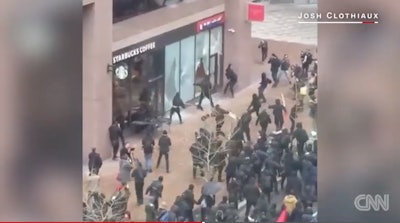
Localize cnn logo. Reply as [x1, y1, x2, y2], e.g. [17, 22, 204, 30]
[354, 194, 389, 211]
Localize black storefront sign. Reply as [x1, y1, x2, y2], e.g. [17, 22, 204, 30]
[112, 12, 226, 64]
[112, 23, 196, 64]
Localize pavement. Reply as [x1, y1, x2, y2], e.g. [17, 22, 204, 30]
[251, 3, 317, 45]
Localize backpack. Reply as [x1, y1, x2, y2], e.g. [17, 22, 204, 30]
[158, 211, 170, 222]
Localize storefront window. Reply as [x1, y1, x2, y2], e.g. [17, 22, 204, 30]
[179, 36, 195, 102]
[194, 30, 210, 96]
[164, 42, 180, 112]
[210, 26, 223, 55]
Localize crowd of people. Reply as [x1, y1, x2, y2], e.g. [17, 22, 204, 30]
[85, 41, 318, 222]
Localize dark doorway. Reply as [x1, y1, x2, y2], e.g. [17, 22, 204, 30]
[209, 53, 221, 92]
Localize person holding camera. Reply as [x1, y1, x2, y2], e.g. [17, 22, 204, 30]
[268, 53, 282, 87]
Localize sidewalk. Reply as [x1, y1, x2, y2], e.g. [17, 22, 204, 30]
[83, 74, 314, 220]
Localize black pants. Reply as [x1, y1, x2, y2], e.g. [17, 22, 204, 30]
[261, 49, 268, 62]
[212, 165, 224, 181]
[290, 117, 295, 133]
[170, 107, 182, 123]
[198, 92, 214, 108]
[216, 120, 226, 137]
[243, 127, 251, 142]
[111, 140, 119, 159]
[224, 80, 237, 97]
[260, 123, 268, 135]
[135, 182, 144, 204]
[89, 167, 99, 175]
[162, 0, 167, 5]
[274, 117, 284, 130]
[245, 201, 256, 218]
[200, 207, 209, 221]
[297, 141, 305, 157]
[271, 70, 279, 84]
[185, 209, 194, 222]
[302, 64, 310, 77]
[156, 152, 169, 172]
[258, 87, 266, 103]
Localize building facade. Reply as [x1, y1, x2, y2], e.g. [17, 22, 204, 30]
[83, 0, 113, 162]
[112, 12, 225, 117]
[82, 0, 225, 161]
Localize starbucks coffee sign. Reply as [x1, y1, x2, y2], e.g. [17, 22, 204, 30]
[114, 63, 128, 80]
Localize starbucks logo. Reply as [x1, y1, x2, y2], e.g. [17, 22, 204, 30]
[115, 63, 128, 80]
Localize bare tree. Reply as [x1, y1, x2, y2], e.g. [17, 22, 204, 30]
[192, 111, 242, 181]
[83, 187, 130, 222]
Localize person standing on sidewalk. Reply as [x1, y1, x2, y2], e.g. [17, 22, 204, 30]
[195, 75, 214, 110]
[142, 131, 155, 172]
[156, 130, 171, 173]
[268, 54, 282, 87]
[258, 72, 272, 103]
[223, 64, 238, 98]
[292, 122, 309, 157]
[268, 99, 287, 130]
[109, 120, 125, 160]
[289, 105, 297, 133]
[258, 40, 268, 62]
[118, 154, 133, 188]
[181, 184, 197, 221]
[88, 148, 102, 175]
[280, 54, 292, 84]
[256, 109, 272, 136]
[146, 176, 164, 210]
[169, 92, 185, 124]
[132, 162, 147, 205]
[248, 93, 262, 117]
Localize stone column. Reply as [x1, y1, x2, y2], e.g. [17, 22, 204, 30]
[223, 0, 254, 87]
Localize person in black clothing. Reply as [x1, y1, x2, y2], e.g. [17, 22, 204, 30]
[146, 176, 164, 210]
[238, 111, 252, 142]
[258, 72, 272, 103]
[142, 132, 155, 172]
[108, 121, 125, 160]
[258, 40, 268, 62]
[212, 104, 229, 137]
[190, 134, 205, 179]
[195, 75, 214, 110]
[227, 177, 240, 209]
[280, 54, 292, 84]
[223, 64, 238, 97]
[248, 93, 261, 117]
[301, 51, 314, 77]
[131, 162, 147, 205]
[156, 130, 171, 173]
[170, 92, 185, 124]
[289, 105, 297, 133]
[88, 148, 102, 175]
[119, 143, 133, 160]
[256, 109, 272, 136]
[243, 178, 261, 221]
[268, 99, 287, 130]
[292, 122, 309, 157]
[268, 53, 282, 87]
[181, 184, 197, 221]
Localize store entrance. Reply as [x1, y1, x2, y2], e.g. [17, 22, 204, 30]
[209, 53, 221, 92]
[148, 75, 164, 116]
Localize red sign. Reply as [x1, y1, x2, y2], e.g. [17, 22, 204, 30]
[196, 13, 225, 32]
[248, 3, 265, 22]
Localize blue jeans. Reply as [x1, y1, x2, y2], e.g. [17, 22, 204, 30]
[144, 153, 153, 171]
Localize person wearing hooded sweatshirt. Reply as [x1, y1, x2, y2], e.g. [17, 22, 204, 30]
[145, 198, 157, 222]
[224, 64, 238, 97]
[243, 177, 261, 221]
[258, 72, 272, 103]
[256, 109, 272, 136]
[248, 93, 262, 117]
[156, 130, 172, 173]
[195, 75, 214, 110]
[268, 53, 282, 87]
[169, 92, 185, 124]
[269, 99, 287, 130]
